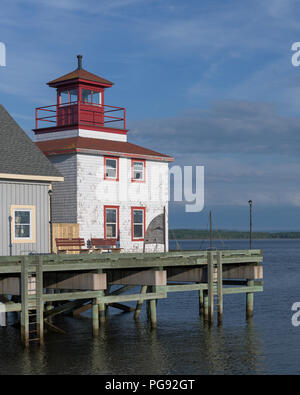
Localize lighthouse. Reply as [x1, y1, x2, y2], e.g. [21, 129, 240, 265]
[34, 56, 174, 253]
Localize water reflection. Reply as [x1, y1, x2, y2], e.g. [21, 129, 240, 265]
[0, 309, 266, 375]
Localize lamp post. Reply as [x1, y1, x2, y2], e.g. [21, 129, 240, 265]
[248, 200, 252, 249]
[48, 189, 53, 254]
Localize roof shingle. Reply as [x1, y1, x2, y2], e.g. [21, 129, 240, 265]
[36, 137, 174, 162]
[48, 68, 114, 87]
[0, 105, 63, 180]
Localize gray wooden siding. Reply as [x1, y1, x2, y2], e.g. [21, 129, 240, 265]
[50, 154, 77, 223]
[0, 180, 50, 256]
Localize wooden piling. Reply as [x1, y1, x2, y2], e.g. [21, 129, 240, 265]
[21, 257, 29, 347]
[246, 280, 254, 319]
[98, 292, 106, 325]
[198, 288, 204, 316]
[217, 251, 223, 324]
[203, 290, 208, 321]
[207, 251, 214, 324]
[149, 299, 157, 328]
[148, 286, 157, 329]
[92, 298, 99, 336]
[134, 285, 147, 320]
[36, 256, 44, 345]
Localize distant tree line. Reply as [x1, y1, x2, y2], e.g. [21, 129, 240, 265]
[169, 229, 300, 240]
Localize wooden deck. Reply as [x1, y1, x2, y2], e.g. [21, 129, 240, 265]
[0, 249, 263, 346]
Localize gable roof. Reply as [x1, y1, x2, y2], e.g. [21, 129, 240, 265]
[47, 68, 114, 87]
[0, 105, 64, 181]
[36, 137, 174, 162]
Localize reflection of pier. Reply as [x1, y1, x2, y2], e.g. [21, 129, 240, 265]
[0, 249, 263, 346]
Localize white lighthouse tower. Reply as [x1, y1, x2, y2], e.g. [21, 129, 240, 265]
[34, 56, 174, 252]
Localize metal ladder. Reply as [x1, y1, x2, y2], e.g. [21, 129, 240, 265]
[21, 256, 44, 346]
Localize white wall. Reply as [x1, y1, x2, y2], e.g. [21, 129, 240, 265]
[76, 153, 169, 252]
[35, 128, 127, 142]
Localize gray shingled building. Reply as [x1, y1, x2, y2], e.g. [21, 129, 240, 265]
[0, 105, 63, 255]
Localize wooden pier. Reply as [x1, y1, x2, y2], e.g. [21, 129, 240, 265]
[0, 249, 263, 346]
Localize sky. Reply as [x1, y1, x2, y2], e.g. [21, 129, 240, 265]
[1, 0, 300, 231]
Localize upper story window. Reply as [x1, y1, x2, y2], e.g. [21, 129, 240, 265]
[82, 89, 101, 105]
[131, 159, 146, 182]
[104, 157, 119, 181]
[11, 205, 36, 244]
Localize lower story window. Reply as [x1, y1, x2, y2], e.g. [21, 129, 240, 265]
[104, 206, 119, 239]
[11, 205, 36, 243]
[132, 207, 145, 241]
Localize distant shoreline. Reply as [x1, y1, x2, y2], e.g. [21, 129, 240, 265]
[169, 229, 300, 240]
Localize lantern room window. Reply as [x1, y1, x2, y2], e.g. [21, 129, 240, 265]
[70, 89, 78, 102]
[81, 89, 101, 105]
[131, 160, 145, 182]
[59, 89, 78, 104]
[82, 89, 92, 103]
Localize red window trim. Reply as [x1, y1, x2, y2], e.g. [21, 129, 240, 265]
[104, 205, 119, 239]
[104, 156, 119, 181]
[131, 159, 146, 183]
[131, 207, 146, 241]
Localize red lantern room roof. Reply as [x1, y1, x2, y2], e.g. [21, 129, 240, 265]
[47, 55, 114, 88]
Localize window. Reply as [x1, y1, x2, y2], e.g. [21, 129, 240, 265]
[60, 90, 69, 104]
[80, 89, 101, 105]
[11, 205, 36, 244]
[92, 91, 101, 105]
[70, 89, 78, 103]
[104, 157, 119, 181]
[59, 89, 78, 104]
[82, 89, 92, 103]
[131, 160, 146, 182]
[104, 206, 119, 239]
[131, 207, 145, 241]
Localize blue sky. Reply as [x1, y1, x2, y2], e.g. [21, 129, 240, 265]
[1, 0, 300, 230]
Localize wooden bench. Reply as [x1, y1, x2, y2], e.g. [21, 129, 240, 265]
[90, 238, 122, 253]
[55, 238, 89, 254]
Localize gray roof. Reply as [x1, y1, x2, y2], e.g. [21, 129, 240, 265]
[0, 104, 63, 180]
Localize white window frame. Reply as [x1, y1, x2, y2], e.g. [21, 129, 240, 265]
[132, 208, 145, 240]
[132, 160, 145, 182]
[105, 207, 118, 239]
[104, 157, 118, 180]
[10, 205, 36, 244]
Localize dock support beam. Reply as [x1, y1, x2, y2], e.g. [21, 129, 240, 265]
[217, 251, 223, 324]
[207, 251, 214, 324]
[246, 280, 254, 319]
[134, 285, 147, 320]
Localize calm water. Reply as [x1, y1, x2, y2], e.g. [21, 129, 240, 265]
[1, 239, 300, 375]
